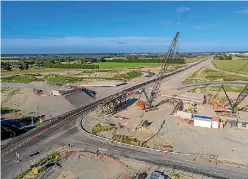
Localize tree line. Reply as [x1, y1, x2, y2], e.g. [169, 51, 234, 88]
[1, 58, 102, 71]
[214, 55, 232, 60]
[1, 61, 30, 71]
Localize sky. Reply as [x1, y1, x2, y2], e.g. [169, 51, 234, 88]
[1, 1, 248, 54]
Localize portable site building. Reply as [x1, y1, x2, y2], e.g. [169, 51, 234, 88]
[193, 114, 220, 128]
[193, 114, 212, 128]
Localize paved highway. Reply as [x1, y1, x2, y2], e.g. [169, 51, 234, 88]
[3, 57, 248, 179]
[72, 128, 248, 179]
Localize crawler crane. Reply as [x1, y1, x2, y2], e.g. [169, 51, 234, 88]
[137, 32, 180, 110]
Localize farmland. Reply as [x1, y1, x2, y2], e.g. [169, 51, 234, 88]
[98, 62, 161, 69]
[213, 60, 248, 75]
[1, 68, 82, 76]
[182, 67, 248, 84]
[185, 56, 207, 64]
[189, 85, 246, 93]
[1, 63, 161, 76]
[1, 75, 44, 84]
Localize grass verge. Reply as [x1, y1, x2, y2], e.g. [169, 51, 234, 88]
[189, 85, 246, 93]
[91, 124, 117, 135]
[1, 106, 20, 114]
[182, 67, 248, 84]
[112, 134, 145, 147]
[1, 75, 43, 84]
[44, 74, 83, 85]
[112, 71, 143, 81]
[16, 151, 60, 179]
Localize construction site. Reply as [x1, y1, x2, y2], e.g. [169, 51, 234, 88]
[84, 32, 248, 165]
[16, 147, 212, 179]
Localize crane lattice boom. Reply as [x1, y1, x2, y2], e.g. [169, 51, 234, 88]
[233, 84, 248, 109]
[147, 32, 180, 107]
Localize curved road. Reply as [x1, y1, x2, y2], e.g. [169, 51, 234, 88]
[77, 113, 248, 179]
[2, 57, 248, 179]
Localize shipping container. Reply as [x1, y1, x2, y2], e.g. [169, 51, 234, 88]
[194, 119, 212, 128]
[176, 111, 192, 119]
[193, 114, 212, 121]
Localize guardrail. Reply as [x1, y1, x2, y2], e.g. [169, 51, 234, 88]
[1, 57, 209, 155]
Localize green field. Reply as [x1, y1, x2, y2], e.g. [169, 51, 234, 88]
[1, 68, 84, 76]
[182, 67, 248, 84]
[1, 75, 44, 84]
[97, 62, 162, 69]
[43, 70, 143, 85]
[44, 74, 83, 85]
[189, 85, 246, 93]
[213, 60, 248, 75]
[185, 56, 207, 64]
[1, 63, 163, 76]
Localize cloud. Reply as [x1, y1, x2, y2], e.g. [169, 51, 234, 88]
[2, 36, 172, 47]
[192, 24, 222, 30]
[2, 36, 242, 53]
[160, 20, 181, 26]
[1, 36, 172, 53]
[176, 7, 191, 14]
[236, 7, 248, 15]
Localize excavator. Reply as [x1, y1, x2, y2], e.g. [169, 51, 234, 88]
[212, 84, 248, 114]
[137, 32, 180, 110]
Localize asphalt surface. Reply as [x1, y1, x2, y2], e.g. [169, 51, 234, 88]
[2, 57, 248, 179]
[71, 133, 248, 179]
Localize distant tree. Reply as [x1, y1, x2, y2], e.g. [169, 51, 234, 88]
[127, 55, 138, 61]
[1, 62, 12, 71]
[18, 61, 29, 70]
[78, 57, 87, 64]
[219, 56, 224, 60]
[99, 57, 106, 62]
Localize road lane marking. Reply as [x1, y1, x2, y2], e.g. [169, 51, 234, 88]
[65, 125, 77, 132]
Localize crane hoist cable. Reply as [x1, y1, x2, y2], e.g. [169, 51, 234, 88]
[214, 61, 248, 98]
[138, 32, 180, 110]
[213, 60, 248, 113]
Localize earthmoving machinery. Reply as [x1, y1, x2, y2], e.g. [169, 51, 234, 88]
[137, 32, 180, 110]
[212, 84, 248, 114]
